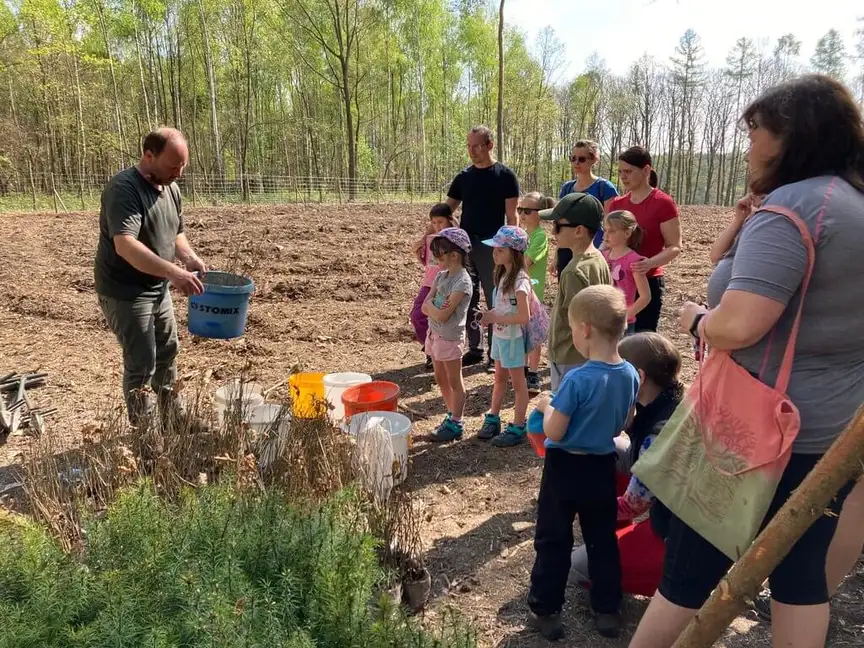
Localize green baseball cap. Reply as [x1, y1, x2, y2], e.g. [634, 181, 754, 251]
[539, 192, 604, 231]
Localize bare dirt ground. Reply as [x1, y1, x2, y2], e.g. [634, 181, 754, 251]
[1, 202, 862, 647]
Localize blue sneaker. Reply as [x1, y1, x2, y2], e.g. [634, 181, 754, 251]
[490, 423, 527, 447]
[477, 413, 501, 440]
[433, 413, 452, 435]
[430, 418, 463, 442]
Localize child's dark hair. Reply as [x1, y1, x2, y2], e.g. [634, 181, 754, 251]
[493, 249, 526, 296]
[430, 236, 467, 265]
[430, 202, 457, 226]
[619, 332, 684, 397]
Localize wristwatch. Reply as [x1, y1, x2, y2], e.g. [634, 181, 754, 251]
[690, 312, 706, 338]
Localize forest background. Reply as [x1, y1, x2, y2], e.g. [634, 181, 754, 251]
[0, 0, 862, 208]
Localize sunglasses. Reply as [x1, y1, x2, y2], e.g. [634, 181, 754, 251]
[552, 221, 581, 234]
[517, 207, 539, 215]
[569, 155, 590, 163]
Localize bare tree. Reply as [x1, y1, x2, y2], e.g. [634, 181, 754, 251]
[496, 0, 505, 159]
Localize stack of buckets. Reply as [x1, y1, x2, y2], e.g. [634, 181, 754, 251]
[288, 372, 409, 485]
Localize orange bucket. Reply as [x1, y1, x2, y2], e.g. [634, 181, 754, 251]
[342, 381, 400, 420]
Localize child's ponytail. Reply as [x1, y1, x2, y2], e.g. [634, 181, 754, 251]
[627, 225, 644, 251]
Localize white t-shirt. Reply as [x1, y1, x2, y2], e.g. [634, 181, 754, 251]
[492, 271, 532, 340]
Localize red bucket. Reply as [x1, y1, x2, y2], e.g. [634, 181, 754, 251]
[342, 381, 400, 420]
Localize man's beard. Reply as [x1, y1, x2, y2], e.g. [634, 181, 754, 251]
[147, 171, 171, 186]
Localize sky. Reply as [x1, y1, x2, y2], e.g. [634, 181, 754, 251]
[505, 0, 863, 79]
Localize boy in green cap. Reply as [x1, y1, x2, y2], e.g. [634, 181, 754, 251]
[540, 192, 611, 390]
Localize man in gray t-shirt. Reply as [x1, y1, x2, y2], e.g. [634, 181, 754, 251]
[94, 128, 206, 425]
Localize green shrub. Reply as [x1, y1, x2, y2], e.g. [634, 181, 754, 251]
[0, 483, 475, 648]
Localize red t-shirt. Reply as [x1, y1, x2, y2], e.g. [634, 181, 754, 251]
[609, 189, 679, 277]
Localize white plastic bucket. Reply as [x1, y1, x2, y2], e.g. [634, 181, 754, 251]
[347, 411, 412, 485]
[323, 372, 372, 422]
[214, 380, 265, 421]
[248, 404, 291, 468]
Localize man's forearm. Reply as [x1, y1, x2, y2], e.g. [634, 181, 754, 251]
[174, 234, 198, 265]
[115, 236, 177, 279]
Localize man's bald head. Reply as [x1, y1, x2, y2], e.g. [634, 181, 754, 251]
[142, 127, 187, 156]
[140, 127, 188, 186]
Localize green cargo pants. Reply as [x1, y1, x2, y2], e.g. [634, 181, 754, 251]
[98, 288, 179, 426]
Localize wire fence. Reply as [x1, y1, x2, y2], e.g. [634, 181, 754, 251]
[0, 172, 453, 213]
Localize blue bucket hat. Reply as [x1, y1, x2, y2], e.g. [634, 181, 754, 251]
[482, 225, 529, 252]
[435, 227, 472, 254]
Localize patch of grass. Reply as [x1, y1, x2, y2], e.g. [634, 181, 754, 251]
[0, 482, 475, 647]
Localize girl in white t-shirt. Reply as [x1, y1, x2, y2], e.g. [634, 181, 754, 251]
[478, 226, 532, 447]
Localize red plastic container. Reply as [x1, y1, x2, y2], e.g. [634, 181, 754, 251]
[527, 431, 546, 458]
[341, 381, 400, 420]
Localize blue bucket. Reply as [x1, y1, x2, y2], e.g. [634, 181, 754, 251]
[187, 271, 255, 339]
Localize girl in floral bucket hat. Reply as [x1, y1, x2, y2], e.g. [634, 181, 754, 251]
[422, 227, 474, 442]
[477, 225, 534, 447]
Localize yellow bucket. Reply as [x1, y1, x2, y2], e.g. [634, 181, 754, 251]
[289, 372, 326, 418]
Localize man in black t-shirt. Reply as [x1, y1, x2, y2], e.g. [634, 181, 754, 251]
[446, 125, 520, 366]
[95, 128, 206, 425]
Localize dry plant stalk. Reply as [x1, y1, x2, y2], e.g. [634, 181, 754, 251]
[18, 373, 415, 559]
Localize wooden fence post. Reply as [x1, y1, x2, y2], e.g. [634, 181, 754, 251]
[673, 404, 864, 648]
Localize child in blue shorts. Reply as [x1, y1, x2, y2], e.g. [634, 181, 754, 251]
[527, 284, 640, 640]
[477, 225, 532, 447]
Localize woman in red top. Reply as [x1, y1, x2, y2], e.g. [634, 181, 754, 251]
[609, 147, 682, 332]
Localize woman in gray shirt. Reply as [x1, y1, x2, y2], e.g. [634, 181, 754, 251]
[630, 75, 864, 648]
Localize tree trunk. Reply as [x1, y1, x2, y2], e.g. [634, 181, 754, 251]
[131, 0, 152, 129]
[198, 0, 223, 181]
[94, 0, 127, 162]
[674, 404, 864, 648]
[496, 0, 505, 159]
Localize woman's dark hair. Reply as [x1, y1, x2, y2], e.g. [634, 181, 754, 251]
[429, 202, 456, 225]
[493, 249, 526, 296]
[429, 236, 467, 265]
[619, 146, 659, 188]
[619, 332, 683, 397]
[741, 74, 864, 194]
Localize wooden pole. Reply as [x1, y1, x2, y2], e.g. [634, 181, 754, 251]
[673, 404, 864, 648]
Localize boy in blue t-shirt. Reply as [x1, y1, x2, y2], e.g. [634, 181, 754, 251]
[527, 285, 640, 641]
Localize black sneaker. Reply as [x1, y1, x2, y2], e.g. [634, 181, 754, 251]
[485, 356, 495, 373]
[424, 355, 433, 371]
[462, 349, 484, 366]
[527, 371, 541, 395]
[593, 611, 621, 639]
[527, 612, 565, 641]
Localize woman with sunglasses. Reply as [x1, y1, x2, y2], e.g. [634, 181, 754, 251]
[556, 140, 619, 276]
[608, 146, 681, 333]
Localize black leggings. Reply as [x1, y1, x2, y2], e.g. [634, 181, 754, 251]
[660, 453, 855, 608]
[635, 275, 664, 333]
